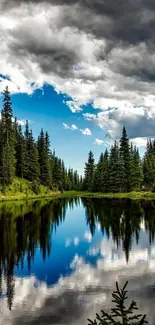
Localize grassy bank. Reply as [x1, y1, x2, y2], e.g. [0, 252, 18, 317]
[0, 177, 60, 202]
[57, 190, 155, 200]
[0, 178, 155, 202]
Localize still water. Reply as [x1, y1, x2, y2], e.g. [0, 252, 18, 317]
[0, 197, 155, 325]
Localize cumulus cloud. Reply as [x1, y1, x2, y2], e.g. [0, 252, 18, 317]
[84, 107, 155, 144]
[1, 0, 155, 139]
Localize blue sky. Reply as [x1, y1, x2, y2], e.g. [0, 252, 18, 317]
[0, 84, 110, 175]
[0, 0, 154, 173]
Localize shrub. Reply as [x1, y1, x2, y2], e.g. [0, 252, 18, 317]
[31, 180, 40, 195]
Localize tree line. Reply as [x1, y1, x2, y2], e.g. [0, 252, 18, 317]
[83, 127, 155, 193]
[0, 86, 82, 192]
[1, 86, 155, 194]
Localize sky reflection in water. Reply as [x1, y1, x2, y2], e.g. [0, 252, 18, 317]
[0, 197, 155, 325]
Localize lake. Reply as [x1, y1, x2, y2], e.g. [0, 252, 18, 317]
[0, 197, 155, 325]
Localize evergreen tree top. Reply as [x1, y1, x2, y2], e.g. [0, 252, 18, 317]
[120, 126, 128, 141]
[2, 85, 13, 119]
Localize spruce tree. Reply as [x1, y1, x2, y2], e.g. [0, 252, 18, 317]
[52, 156, 62, 189]
[109, 141, 121, 192]
[130, 146, 143, 191]
[143, 139, 155, 190]
[0, 86, 16, 185]
[102, 149, 109, 192]
[37, 129, 51, 186]
[27, 130, 40, 182]
[93, 153, 104, 192]
[119, 126, 130, 192]
[14, 121, 25, 178]
[23, 121, 39, 182]
[83, 151, 95, 192]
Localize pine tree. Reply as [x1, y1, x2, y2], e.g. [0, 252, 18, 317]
[83, 151, 95, 192]
[23, 120, 30, 179]
[28, 130, 40, 182]
[93, 153, 104, 192]
[143, 139, 155, 190]
[102, 149, 109, 192]
[109, 141, 121, 192]
[23, 121, 39, 181]
[14, 121, 25, 178]
[88, 282, 147, 325]
[130, 146, 143, 191]
[119, 126, 130, 192]
[0, 86, 16, 185]
[52, 156, 62, 189]
[37, 129, 51, 186]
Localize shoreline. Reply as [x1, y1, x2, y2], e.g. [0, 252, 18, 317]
[0, 190, 155, 202]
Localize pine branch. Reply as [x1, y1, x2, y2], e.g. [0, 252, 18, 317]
[87, 282, 148, 325]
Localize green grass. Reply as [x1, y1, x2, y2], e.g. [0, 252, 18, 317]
[0, 177, 60, 202]
[57, 190, 155, 200]
[0, 179, 155, 202]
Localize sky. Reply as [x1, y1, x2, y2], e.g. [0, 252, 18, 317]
[0, 0, 155, 174]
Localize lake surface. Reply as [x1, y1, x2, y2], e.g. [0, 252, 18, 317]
[0, 197, 155, 325]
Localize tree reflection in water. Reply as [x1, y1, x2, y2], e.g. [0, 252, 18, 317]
[0, 197, 155, 310]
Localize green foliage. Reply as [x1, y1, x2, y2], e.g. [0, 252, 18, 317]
[88, 282, 147, 325]
[83, 151, 95, 192]
[31, 180, 40, 195]
[83, 127, 144, 194]
[37, 128, 51, 186]
[1, 85, 154, 195]
[0, 87, 80, 193]
[0, 86, 16, 185]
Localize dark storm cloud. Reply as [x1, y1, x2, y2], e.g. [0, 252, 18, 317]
[8, 24, 79, 77]
[2, 0, 155, 84]
[2, 0, 155, 46]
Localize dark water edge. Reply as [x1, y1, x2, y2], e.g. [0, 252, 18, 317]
[0, 197, 155, 325]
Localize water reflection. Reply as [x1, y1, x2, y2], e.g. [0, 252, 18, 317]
[0, 198, 155, 324]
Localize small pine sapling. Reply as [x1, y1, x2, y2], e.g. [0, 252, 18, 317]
[88, 282, 148, 325]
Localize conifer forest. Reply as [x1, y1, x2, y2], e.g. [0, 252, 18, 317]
[0, 86, 155, 194]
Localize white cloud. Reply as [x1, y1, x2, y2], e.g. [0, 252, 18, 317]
[73, 237, 80, 246]
[80, 128, 91, 136]
[84, 230, 92, 242]
[17, 119, 26, 126]
[63, 122, 70, 129]
[65, 238, 72, 247]
[71, 124, 78, 130]
[130, 137, 147, 148]
[1, 238, 155, 325]
[63, 122, 78, 130]
[63, 123, 92, 135]
[94, 138, 104, 145]
[1, 0, 155, 141]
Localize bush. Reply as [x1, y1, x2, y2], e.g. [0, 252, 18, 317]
[88, 282, 148, 325]
[31, 180, 40, 195]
